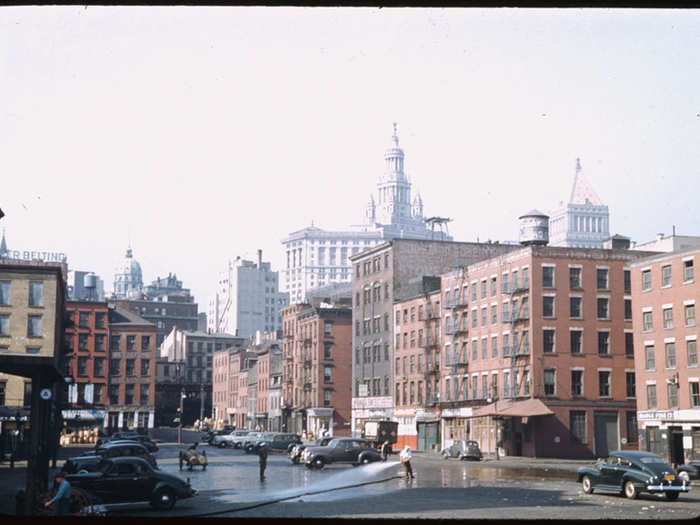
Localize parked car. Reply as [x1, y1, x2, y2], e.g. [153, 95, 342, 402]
[241, 431, 265, 450]
[80, 441, 157, 468]
[578, 451, 691, 501]
[64, 456, 197, 510]
[202, 427, 234, 445]
[60, 455, 105, 475]
[441, 440, 482, 461]
[677, 460, 700, 482]
[96, 433, 159, 452]
[289, 436, 333, 464]
[246, 433, 302, 454]
[212, 429, 251, 448]
[301, 438, 382, 469]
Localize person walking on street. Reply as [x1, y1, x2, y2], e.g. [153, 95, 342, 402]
[44, 473, 71, 516]
[258, 442, 268, 481]
[399, 446, 414, 479]
[380, 440, 390, 462]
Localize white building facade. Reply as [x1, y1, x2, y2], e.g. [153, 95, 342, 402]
[282, 124, 452, 304]
[112, 246, 144, 299]
[207, 250, 289, 337]
[548, 158, 611, 248]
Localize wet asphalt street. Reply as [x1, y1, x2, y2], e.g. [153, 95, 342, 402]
[96, 433, 700, 520]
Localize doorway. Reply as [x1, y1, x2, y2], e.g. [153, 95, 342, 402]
[594, 411, 619, 457]
[670, 427, 685, 467]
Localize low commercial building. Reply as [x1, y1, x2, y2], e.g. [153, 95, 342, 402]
[630, 247, 700, 465]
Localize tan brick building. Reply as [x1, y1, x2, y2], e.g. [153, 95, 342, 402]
[630, 248, 700, 465]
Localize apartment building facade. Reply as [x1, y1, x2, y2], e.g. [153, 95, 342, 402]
[350, 239, 519, 439]
[435, 245, 657, 458]
[281, 299, 353, 437]
[630, 248, 700, 465]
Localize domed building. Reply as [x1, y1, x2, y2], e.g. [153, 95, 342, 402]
[113, 246, 144, 299]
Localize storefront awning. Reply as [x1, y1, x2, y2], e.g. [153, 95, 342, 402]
[471, 398, 553, 418]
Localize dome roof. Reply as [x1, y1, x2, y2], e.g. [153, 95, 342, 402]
[114, 246, 143, 298]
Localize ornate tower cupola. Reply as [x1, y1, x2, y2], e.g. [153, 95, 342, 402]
[412, 192, 423, 218]
[376, 123, 413, 225]
[364, 194, 376, 224]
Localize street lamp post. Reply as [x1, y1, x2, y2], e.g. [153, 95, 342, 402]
[177, 388, 185, 445]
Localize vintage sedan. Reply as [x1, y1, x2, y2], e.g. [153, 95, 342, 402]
[677, 460, 700, 482]
[441, 440, 482, 461]
[289, 436, 333, 464]
[578, 451, 691, 501]
[96, 433, 159, 453]
[302, 438, 382, 469]
[65, 456, 197, 510]
[246, 433, 302, 454]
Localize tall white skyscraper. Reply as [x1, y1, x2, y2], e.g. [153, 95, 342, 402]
[207, 250, 289, 337]
[282, 123, 452, 304]
[548, 158, 610, 248]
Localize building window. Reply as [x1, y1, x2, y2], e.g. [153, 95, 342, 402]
[595, 297, 609, 320]
[0, 314, 9, 336]
[111, 335, 120, 351]
[0, 281, 10, 305]
[571, 370, 583, 396]
[661, 265, 672, 287]
[543, 329, 555, 353]
[543, 296, 555, 318]
[126, 359, 135, 377]
[481, 339, 488, 359]
[570, 297, 582, 318]
[542, 266, 554, 288]
[625, 332, 634, 357]
[626, 371, 636, 398]
[140, 384, 150, 405]
[141, 336, 150, 351]
[126, 335, 136, 351]
[141, 359, 150, 376]
[480, 307, 487, 327]
[95, 334, 105, 352]
[471, 283, 477, 301]
[28, 282, 43, 306]
[480, 280, 486, 299]
[543, 369, 555, 396]
[647, 384, 657, 409]
[642, 270, 651, 291]
[94, 357, 104, 377]
[491, 305, 498, 324]
[663, 308, 673, 329]
[27, 315, 42, 336]
[110, 359, 120, 376]
[109, 385, 119, 405]
[597, 331, 610, 356]
[490, 277, 497, 297]
[667, 382, 679, 409]
[78, 333, 89, 351]
[626, 412, 638, 443]
[688, 340, 698, 367]
[645, 345, 656, 370]
[684, 260, 694, 282]
[79, 312, 90, 328]
[596, 268, 609, 290]
[665, 342, 676, 369]
[95, 312, 105, 329]
[77, 356, 87, 377]
[324, 366, 332, 384]
[624, 299, 632, 320]
[125, 384, 134, 405]
[690, 382, 700, 407]
[567, 267, 581, 289]
[624, 270, 631, 293]
[598, 371, 611, 397]
[685, 304, 696, 327]
[643, 311, 653, 331]
[570, 411, 586, 443]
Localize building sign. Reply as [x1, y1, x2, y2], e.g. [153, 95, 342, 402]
[1, 250, 67, 263]
[440, 407, 473, 418]
[637, 410, 675, 421]
[352, 396, 392, 410]
[61, 409, 106, 421]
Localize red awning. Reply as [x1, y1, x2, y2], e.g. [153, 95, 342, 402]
[471, 398, 553, 418]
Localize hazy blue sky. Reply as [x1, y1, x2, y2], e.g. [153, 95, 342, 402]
[2, 7, 699, 306]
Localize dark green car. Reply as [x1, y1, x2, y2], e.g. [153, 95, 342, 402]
[577, 451, 691, 501]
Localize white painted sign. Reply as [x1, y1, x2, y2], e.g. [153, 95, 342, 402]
[352, 396, 392, 410]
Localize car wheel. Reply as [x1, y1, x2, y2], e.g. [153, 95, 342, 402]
[581, 475, 594, 494]
[152, 487, 176, 510]
[441, 451, 449, 460]
[360, 456, 372, 465]
[218, 442, 226, 448]
[665, 491, 679, 501]
[624, 481, 638, 500]
[458, 453, 465, 461]
[313, 457, 325, 469]
[678, 471, 690, 483]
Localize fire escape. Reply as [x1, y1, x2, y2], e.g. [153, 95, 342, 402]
[503, 270, 530, 399]
[442, 270, 469, 407]
[424, 300, 441, 406]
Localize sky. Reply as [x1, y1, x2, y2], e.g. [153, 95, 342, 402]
[1, 7, 699, 307]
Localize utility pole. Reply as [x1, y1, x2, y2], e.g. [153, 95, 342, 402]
[178, 388, 184, 444]
[199, 384, 205, 424]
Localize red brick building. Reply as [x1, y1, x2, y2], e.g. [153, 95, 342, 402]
[630, 248, 700, 465]
[281, 298, 352, 437]
[433, 245, 654, 458]
[106, 306, 157, 431]
[63, 301, 109, 428]
[212, 349, 231, 427]
[393, 282, 442, 450]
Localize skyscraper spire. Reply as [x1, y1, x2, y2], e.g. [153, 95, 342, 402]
[392, 122, 399, 146]
[569, 157, 602, 205]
